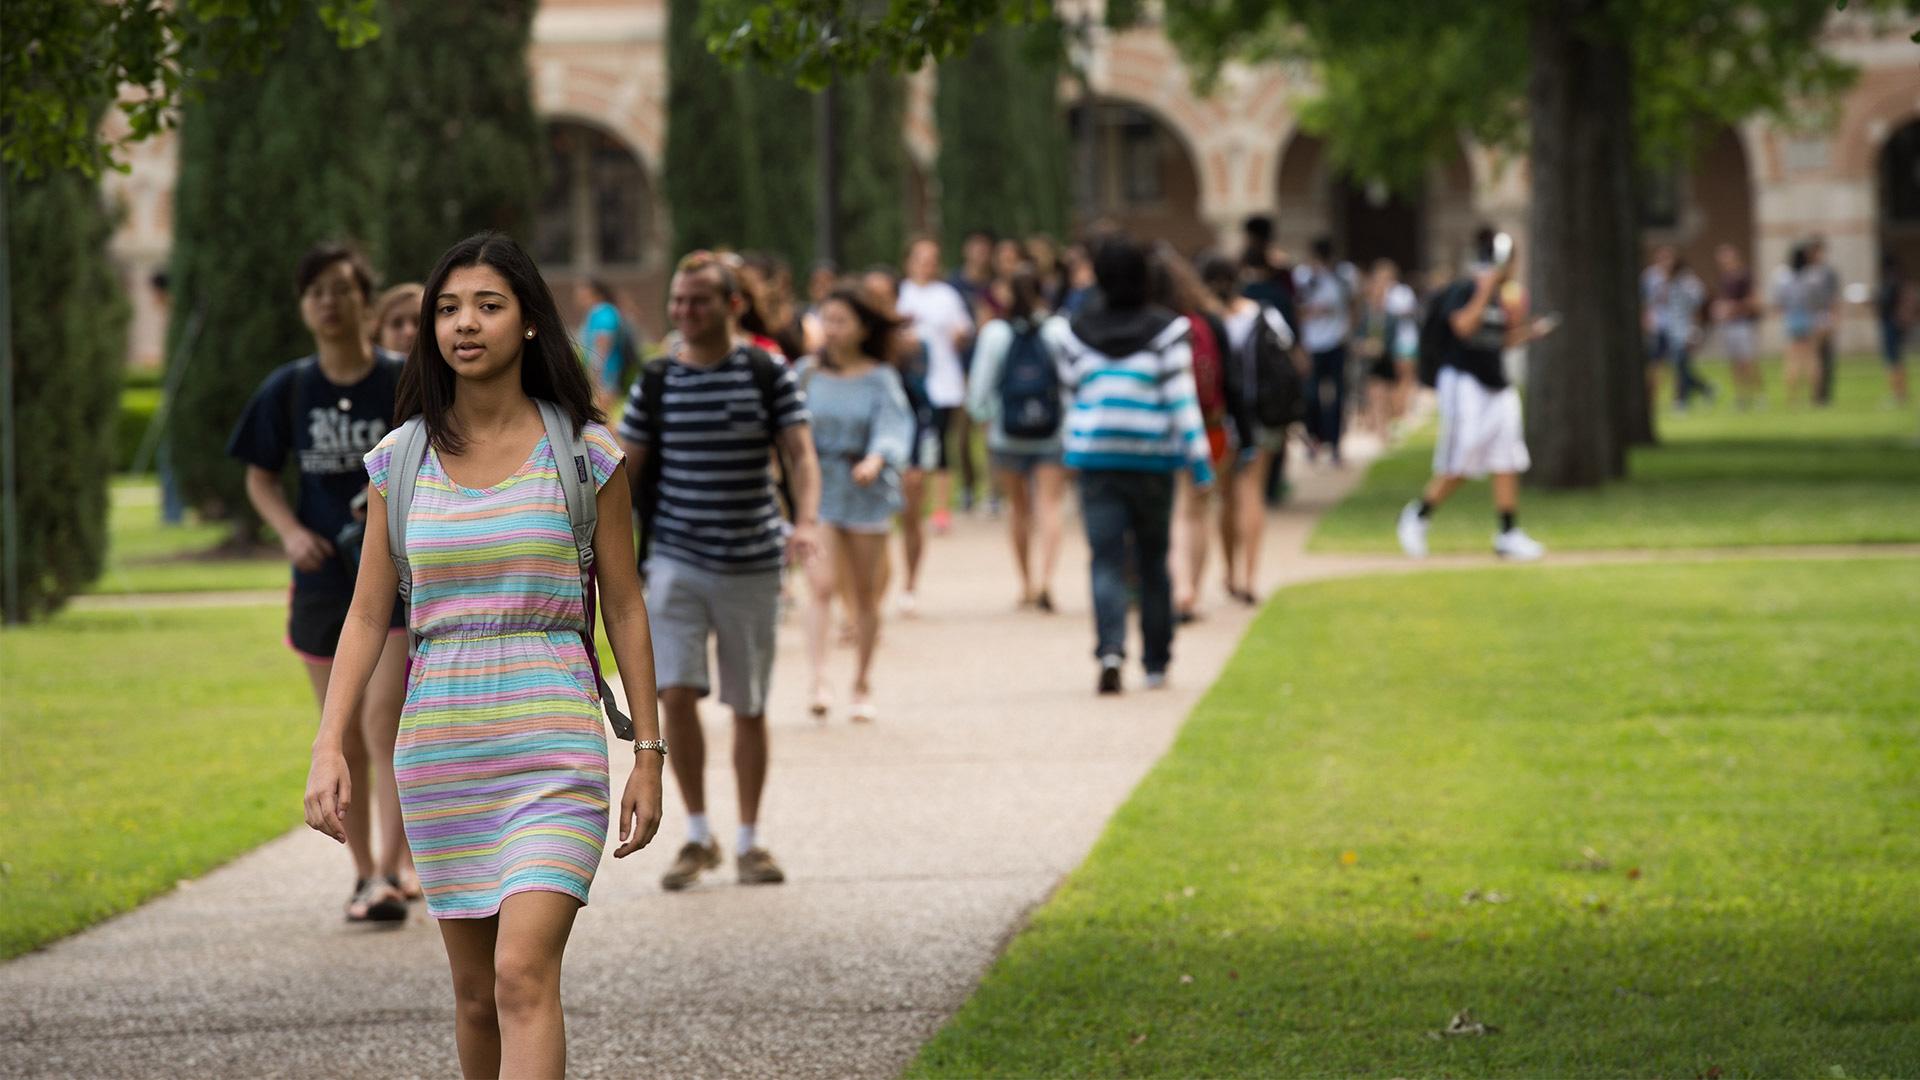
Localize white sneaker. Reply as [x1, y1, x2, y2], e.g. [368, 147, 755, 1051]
[1493, 527, 1545, 561]
[895, 591, 918, 618]
[1396, 502, 1430, 559]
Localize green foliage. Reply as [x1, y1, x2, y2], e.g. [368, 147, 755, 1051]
[372, 1, 542, 285]
[665, 0, 910, 269]
[164, 8, 386, 534]
[935, 20, 1071, 253]
[735, 67, 821, 271]
[1312, 360, 1920, 555]
[702, 0, 1052, 89]
[911, 557, 1920, 1076]
[664, 0, 753, 255]
[0, 166, 129, 619]
[835, 65, 911, 271]
[0, 0, 379, 180]
[0, 603, 314, 957]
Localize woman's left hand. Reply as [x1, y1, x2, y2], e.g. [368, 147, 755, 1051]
[613, 756, 664, 859]
[851, 455, 884, 486]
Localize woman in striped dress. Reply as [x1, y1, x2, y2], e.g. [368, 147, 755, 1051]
[305, 232, 665, 1077]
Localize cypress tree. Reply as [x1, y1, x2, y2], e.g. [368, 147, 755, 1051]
[0, 165, 128, 620]
[935, 20, 1071, 252]
[374, 0, 543, 284]
[733, 67, 819, 269]
[835, 65, 909, 272]
[663, 0, 751, 256]
[165, 9, 385, 534]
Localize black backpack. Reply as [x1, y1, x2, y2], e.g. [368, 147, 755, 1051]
[634, 346, 794, 561]
[1417, 279, 1470, 388]
[998, 322, 1063, 439]
[1247, 306, 1303, 428]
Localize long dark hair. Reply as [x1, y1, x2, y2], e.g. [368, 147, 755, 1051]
[395, 231, 601, 454]
[1004, 267, 1046, 324]
[820, 283, 908, 369]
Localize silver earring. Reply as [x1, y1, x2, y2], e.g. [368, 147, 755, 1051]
[524, 329, 534, 339]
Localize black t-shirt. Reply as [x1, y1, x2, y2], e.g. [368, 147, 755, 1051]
[1438, 282, 1510, 391]
[226, 351, 405, 594]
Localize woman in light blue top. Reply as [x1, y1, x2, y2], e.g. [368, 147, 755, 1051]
[966, 269, 1070, 612]
[798, 285, 916, 723]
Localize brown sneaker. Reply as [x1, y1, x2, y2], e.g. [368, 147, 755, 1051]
[736, 847, 786, 885]
[660, 840, 722, 891]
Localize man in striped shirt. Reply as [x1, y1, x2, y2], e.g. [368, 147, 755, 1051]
[1043, 235, 1214, 695]
[620, 251, 821, 890]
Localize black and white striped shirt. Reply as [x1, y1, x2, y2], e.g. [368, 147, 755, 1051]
[619, 348, 810, 573]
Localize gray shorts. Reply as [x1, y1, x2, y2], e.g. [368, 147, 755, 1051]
[644, 556, 782, 717]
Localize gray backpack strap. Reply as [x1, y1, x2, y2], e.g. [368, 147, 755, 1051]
[535, 400, 635, 740]
[384, 417, 430, 659]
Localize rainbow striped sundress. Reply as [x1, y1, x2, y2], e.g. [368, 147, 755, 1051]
[365, 421, 625, 919]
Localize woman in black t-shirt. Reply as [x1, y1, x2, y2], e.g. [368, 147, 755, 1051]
[226, 243, 414, 922]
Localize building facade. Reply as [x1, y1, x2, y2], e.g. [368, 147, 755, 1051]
[104, 3, 1920, 365]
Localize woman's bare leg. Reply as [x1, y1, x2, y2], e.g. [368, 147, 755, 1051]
[438, 916, 501, 1078]
[839, 530, 891, 700]
[1233, 449, 1273, 599]
[997, 467, 1034, 603]
[899, 469, 927, 596]
[803, 526, 839, 706]
[1032, 462, 1068, 602]
[358, 634, 412, 881]
[492, 891, 580, 1079]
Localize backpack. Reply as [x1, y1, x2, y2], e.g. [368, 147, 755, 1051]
[1188, 314, 1227, 424]
[997, 322, 1063, 439]
[1418, 279, 1470, 388]
[1247, 306, 1302, 429]
[384, 399, 636, 741]
[634, 346, 794, 561]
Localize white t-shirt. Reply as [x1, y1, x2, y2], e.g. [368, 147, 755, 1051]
[897, 278, 974, 408]
[1292, 262, 1353, 354]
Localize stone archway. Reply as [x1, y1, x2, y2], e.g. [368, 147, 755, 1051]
[1639, 123, 1754, 279]
[534, 117, 665, 338]
[1276, 130, 1476, 276]
[1879, 117, 1920, 277]
[1067, 98, 1212, 252]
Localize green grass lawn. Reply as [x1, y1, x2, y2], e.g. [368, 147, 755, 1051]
[1312, 359, 1920, 555]
[910, 558, 1920, 1078]
[90, 478, 286, 595]
[0, 606, 314, 958]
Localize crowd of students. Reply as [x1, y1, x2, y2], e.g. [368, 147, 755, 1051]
[250, 208, 1911, 1074]
[1641, 235, 1914, 411]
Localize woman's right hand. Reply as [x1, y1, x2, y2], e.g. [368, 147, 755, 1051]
[304, 747, 351, 843]
[284, 527, 335, 572]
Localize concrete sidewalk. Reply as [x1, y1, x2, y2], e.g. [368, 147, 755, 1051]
[1, 454, 1366, 1079]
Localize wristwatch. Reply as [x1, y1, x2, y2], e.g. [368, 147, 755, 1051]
[632, 739, 668, 757]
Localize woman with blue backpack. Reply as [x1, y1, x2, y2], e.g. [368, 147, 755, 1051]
[966, 267, 1070, 613]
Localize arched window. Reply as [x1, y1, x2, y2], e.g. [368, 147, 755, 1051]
[1066, 99, 1208, 251]
[533, 121, 650, 271]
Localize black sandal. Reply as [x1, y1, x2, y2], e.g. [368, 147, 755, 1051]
[346, 877, 409, 922]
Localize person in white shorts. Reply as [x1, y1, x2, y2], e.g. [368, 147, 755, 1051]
[1398, 230, 1560, 561]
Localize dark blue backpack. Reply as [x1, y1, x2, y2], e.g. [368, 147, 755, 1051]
[998, 323, 1062, 440]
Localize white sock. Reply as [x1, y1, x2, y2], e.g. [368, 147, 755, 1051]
[736, 824, 758, 856]
[687, 813, 711, 846]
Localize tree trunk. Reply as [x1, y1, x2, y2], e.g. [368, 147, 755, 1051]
[1524, 0, 1638, 487]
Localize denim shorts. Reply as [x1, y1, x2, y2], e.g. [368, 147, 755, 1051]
[989, 449, 1064, 476]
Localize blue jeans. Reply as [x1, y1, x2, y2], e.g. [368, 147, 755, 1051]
[1078, 470, 1175, 672]
[1308, 345, 1348, 453]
